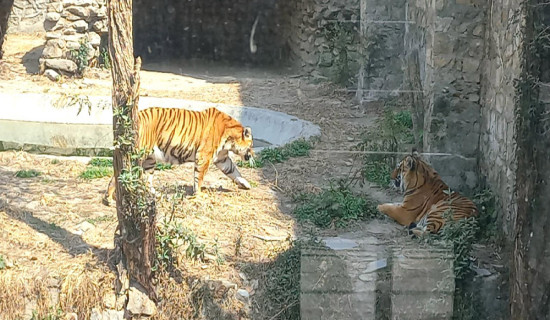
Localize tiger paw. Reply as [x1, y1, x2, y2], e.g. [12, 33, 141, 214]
[235, 177, 251, 190]
[102, 195, 113, 207]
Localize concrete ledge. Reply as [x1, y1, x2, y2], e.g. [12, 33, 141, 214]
[0, 93, 320, 156]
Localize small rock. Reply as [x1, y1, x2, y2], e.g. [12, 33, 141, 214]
[88, 32, 101, 47]
[45, 12, 61, 22]
[67, 6, 90, 18]
[42, 45, 64, 59]
[127, 286, 156, 317]
[236, 289, 250, 304]
[65, 312, 78, 320]
[66, 41, 81, 50]
[46, 32, 62, 40]
[472, 265, 492, 277]
[44, 59, 78, 74]
[78, 221, 95, 232]
[63, 28, 77, 35]
[73, 20, 88, 32]
[346, 136, 354, 142]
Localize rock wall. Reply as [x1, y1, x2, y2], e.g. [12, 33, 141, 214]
[509, 2, 550, 318]
[356, 0, 406, 101]
[404, 0, 485, 194]
[7, 0, 48, 33]
[287, 0, 361, 85]
[39, 0, 108, 76]
[478, 0, 523, 238]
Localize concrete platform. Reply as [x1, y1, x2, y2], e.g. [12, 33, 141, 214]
[0, 93, 320, 156]
[300, 222, 455, 320]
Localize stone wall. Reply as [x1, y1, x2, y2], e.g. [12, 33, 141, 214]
[7, 0, 48, 33]
[356, 0, 406, 101]
[287, 0, 361, 85]
[404, 0, 486, 194]
[39, 0, 108, 76]
[478, 0, 523, 238]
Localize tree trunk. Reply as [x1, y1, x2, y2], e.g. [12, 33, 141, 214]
[108, 0, 157, 301]
[0, 0, 15, 59]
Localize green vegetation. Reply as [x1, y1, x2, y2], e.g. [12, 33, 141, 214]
[85, 215, 114, 226]
[155, 163, 173, 171]
[80, 157, 113, 179]
[237, 138, 313, 169]
[99, 47, 111, 69]
[31, 308, 63, 320]
[15, 169, 41, 178]
[89, 157, 112, 167]
[70, 39, 90, 74]
[154, 220, 205, 272]
[0, 255, 6, 270]
[293, 183, 379, 228]
[356, 108, 414, 187]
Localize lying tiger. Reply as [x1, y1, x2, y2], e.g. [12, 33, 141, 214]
[103, 107, 254, 205]
[377, 150, 478, 236]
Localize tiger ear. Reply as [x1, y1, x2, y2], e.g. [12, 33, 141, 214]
[412, 148, 419, 157]
[407, 156, 416, 171]
[243, 127, 252, 139]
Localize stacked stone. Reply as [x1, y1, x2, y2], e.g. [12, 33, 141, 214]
[40, 0, 107, 76]
[288, 0, 360, 77]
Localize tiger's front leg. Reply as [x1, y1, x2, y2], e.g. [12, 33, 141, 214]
[214, 157, 251, 190]
[377, 203, 416, 227]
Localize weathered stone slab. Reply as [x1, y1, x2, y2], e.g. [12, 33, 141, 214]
[391, 247, 455, 320]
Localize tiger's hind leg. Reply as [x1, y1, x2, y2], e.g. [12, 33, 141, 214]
[142, 155, 157, 195]
[214, 157, 251, 190]
[102, 176, 116, 206]
[377, 203, 416, 227]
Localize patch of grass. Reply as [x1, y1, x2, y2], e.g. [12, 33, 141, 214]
[85, 215, 114, 226]
[88, 157, 112, 167]
[356, 108, 414, 187]
[15, 169, 41, 178]
[31, 308, 63, 320]
[80, 157, 113, 179]
[0, 255, 5, 270]
[237, 138, 313, 169]
[50, 159, 60, 165]
[155, 163, 173, 171]
[155, 220, 205, 272]
[79, 166, 113, 179]
[294, 183, 379, 228]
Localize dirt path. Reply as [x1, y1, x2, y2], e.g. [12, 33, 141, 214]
[0, 33, 402, 319]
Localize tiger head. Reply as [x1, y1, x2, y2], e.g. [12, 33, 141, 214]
[391, 148, 423, 192]
[225, 126, 255, 162]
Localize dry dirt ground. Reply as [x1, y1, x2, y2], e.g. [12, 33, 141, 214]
[0, 33, 411, 319]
